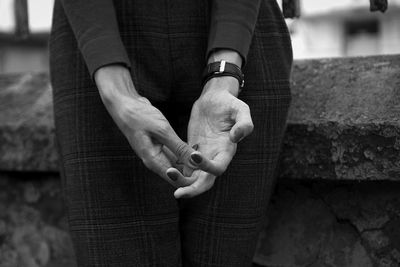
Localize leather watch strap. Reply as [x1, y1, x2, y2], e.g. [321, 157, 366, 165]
[202, 60, 245, 89]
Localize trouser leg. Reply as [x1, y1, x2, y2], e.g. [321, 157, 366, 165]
[54, 87, 183, 266]
[175, 94, 291, 266]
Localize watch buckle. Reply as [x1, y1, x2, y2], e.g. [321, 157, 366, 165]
[218, 60, 226, 73]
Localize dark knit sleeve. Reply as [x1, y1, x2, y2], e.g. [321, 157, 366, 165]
[60, 0, 131, 77]
[207, 0, 262, 65]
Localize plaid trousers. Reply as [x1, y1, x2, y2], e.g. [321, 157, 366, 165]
[50, 0, 292, 266]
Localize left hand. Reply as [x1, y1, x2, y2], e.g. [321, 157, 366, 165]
[173, 76, 254, 198]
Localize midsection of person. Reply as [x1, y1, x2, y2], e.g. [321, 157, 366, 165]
[110, 0, 292, 102]
[50, 0, 291, 102]
[49, 0, 293, 266]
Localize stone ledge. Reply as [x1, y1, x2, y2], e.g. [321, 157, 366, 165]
[1, 55, 400, 180]
[0, 73, 57, 171]
[279, 55, 400, 181]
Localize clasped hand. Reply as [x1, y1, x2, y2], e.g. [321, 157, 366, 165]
[95, 65, 253, 199]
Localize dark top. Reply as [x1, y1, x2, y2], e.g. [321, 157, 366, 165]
[59, 0, 261, 77]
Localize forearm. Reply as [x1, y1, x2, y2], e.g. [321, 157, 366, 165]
[59, 0, 130, 77]
[207, 0, 262, 65]
[95, 65, 141, 107]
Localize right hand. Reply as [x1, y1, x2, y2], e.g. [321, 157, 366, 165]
[174, 76, 254, 198]
[94, 65, 199, 186]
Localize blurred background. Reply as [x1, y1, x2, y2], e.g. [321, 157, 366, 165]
[0, 0, 400, 74]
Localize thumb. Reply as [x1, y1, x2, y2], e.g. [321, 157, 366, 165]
[230, 102, 254, 143]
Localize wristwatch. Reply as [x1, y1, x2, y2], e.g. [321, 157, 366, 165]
[202, 60, 245, 89]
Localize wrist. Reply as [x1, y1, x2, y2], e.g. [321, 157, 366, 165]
[204, 50, 244, 95]
[201, 76, 240, 97]
[95, 64, 141, 104]
[207, 49, 243, 68]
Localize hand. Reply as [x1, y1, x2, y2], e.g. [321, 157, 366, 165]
[95, 65, 199, 186]
[174, 76, 254, 198]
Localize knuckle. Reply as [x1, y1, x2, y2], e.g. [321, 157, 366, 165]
[175, 142, 190, 159]
[138, 146, 151, 159]
[218, 166, 228, 176]
[189, 184, 200, 193]
[239, 101, 250, 113]
[212, 166, 225, 176]
[154, 123, 171, 137]
[247, 121, 254, 133]
[137, 96, 151, 104]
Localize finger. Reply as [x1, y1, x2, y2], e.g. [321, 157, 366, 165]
[162, 146, 184, 172]
[183, 164, 195, 177]
[139, 136, 191, 186]
[174, 150, 234, 198]
[230, 102, 254, 143]
[162, 145, 177, 162]
[166, 168, 196, 186]
[152, 125, 197, 168]
[141, 148, 169, 180]
[174, 170, 216, 199]
[143, 153, 193, 187]
[189, 149, 235, 176]
[153, 125, 221, 174]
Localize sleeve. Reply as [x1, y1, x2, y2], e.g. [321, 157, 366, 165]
[207, 0, 262, 65]
[60, 0, 131, 77]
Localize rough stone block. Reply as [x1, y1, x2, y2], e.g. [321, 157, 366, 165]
[279, 55, 400, 181]
[2, 174, 400, 267]
[0, 73, 57, 171]
[254, 180, 400, 267]
[0, 174, 75, 267]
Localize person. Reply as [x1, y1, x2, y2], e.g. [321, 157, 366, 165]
[49, 0, 292, 266]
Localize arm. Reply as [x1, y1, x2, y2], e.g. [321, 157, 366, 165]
[207, 0, 262, 65]
[94, 65, 200, 186]
[204, 0, 262, 94]
[59, 1, 220, 186]
[60, 0, 130, 77]
[174, 0, 263, 198]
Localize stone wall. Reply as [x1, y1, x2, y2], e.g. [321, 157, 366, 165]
[255, 180, 400, 267]
[1, 55, 400, 267]
[2, 176, 400, 267]
[0, 174, 75, 267]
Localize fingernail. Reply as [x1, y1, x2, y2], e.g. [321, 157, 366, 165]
[167, 171, 178, 181]
[192, 144, 199, 150]
[191, 153, 202, 164]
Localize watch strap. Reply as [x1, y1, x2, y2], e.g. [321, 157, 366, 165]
[202, 60, 245, 89]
